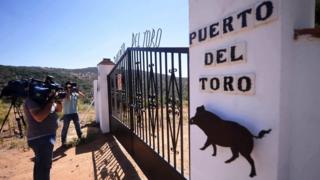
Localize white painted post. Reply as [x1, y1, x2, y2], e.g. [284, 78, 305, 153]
[93, 80, 99, 123]
[97, 58, 115, 133]
[189, 0, 320, 179]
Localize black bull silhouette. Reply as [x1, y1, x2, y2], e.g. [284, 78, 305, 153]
[190, 105, 271, 177]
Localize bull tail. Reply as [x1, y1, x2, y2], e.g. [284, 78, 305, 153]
[254, 129, 272, 139]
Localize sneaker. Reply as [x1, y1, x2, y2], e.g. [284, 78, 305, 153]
[61, 142, 67, 148]
[79, 136, 85, 142]
[76, 136, 85, 145]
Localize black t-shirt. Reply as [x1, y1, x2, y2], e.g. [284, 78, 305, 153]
[24, 98, 58, 140]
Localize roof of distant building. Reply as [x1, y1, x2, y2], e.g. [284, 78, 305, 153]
[98, 58, 115, 65]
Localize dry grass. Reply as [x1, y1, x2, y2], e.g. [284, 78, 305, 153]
[0, 100, 10, 125]
[0, 100, 96, 150]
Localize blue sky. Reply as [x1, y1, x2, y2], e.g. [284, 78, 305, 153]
[0, 0, 188, 69]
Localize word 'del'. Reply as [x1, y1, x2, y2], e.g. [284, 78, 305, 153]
[204, 42, 246, 66]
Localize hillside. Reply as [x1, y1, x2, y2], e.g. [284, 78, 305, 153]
[0, 65, 97, 103]
[0, 65, 189, 104]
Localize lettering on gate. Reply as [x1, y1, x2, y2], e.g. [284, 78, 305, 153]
[131, 28, 162, 48]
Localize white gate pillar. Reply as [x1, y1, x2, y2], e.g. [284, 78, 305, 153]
[93, 80, 99, 123]
[189, 0, 320, 179]
[97, 58, 115, 133]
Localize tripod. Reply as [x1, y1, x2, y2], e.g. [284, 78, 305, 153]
[0, 97, 26, 138]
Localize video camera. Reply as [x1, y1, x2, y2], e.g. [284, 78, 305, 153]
[0, 75, 67, 105]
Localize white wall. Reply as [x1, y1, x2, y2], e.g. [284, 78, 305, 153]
[286, 37, 320, 180]
[278, 1, 319, 179]
[97, 64, 114, 133]
[93, 80, 99, 123]
[190, 1, 281, 179]
[189, 0, 320, 179]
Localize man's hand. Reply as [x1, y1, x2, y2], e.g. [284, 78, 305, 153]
[55, 100, 62, 112]
[78, 90, 85, 98]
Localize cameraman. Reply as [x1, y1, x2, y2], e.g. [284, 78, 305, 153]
[24, 92, 62, 180]
[61, 81, 84, 146]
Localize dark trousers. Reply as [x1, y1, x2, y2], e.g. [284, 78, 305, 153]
[28, 135, 55, 180]
[61, 113, 82, 144]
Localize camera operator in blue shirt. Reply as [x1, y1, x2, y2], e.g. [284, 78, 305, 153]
[61, 81, 85, 146]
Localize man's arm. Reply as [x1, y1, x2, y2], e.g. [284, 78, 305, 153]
[27, 100, 55, 123]
[78, 90, 85, 98]
[55, 101, 62, 112]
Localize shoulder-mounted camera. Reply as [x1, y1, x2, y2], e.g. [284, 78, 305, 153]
[0, 75, 66, 105]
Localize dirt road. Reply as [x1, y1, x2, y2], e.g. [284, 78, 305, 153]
[0, 124, 146, 180]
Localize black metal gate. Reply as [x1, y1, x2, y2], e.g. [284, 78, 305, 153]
[108, 47, 189, 179]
